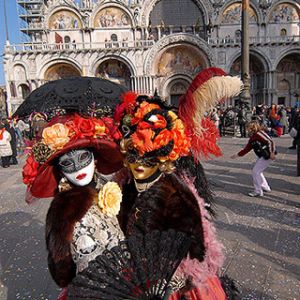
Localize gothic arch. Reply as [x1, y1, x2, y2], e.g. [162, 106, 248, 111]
[159, 73, 192, 104]
[46, 6, 83, 30]
[141, 0, 213, 26]
[228, 50, 271, 104]
[91, 54, 136, 77]
[92, 55, 135, 89]
[90, 2, 135, 28]
[144, 34, 214, 74]
[273, 47, 300, 70]
[11, 62, 29, 82]
[18, 83, 31, 99]
[38, 58, 82, 81]
[227, 49, 271, 74]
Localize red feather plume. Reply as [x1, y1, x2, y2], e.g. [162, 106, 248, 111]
[179, 67, 243, 161]
[114, 91, 138, 123]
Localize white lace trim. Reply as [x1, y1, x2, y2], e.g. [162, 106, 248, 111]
[71, 205, 124, 273]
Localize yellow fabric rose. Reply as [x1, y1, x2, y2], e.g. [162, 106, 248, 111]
[42, 123, 70, 150]
[98, 182, 122, 217]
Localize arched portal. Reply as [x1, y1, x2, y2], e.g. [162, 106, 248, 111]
[276, 53, 300, 106]
[96, 59, 132, 89]
[230, 55, 266, 105]
[167, 78, 190, 107]
[44, 63, 81, 81]
[149, 0, 205, 37]
[19, 84, 31, 99]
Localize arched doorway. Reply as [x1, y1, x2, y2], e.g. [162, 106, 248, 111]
[44, 63, 81, 81]
[96, 59, 132, 89]
[276, 53, 300, 106]
[230, 54, 266, 105]
[19, 84, 31, 99]
[167, 79, 189, 107]
[149, 0, 206, 38]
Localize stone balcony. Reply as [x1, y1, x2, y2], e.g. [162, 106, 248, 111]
[7, 40, 156, 54]
[208, 35, 300, 47]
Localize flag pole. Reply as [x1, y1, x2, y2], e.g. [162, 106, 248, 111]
[4, 0, 10, 42]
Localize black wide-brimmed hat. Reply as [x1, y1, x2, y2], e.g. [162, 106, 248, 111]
[13, 77, 129, 118]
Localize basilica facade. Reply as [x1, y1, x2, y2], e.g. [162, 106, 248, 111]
[3, 0, 300, 113]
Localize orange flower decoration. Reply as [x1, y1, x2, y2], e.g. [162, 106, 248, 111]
[131, 128, 154, 155]
[131, 102, 160, 125]
[152, 115, 167, 129]
[153, 129, 172, 150]
[42, 123, 70, 150]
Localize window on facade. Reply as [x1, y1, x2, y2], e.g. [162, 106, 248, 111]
[64, 36, 71, 43]
[278, 97, 286, 105]
[111, 34, 118, 42]
[235, 30, 242, 42]
[280, 28, 287, 36]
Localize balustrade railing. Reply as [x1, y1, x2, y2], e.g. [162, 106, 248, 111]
[8, 40, 156, 53]
[208, 35, 300, 45]
[8, 34, 300, 53]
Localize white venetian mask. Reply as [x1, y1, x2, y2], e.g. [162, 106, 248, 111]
[58, 149, 95, 186]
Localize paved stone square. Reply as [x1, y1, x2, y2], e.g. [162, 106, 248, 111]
[0, 135, 299, 300]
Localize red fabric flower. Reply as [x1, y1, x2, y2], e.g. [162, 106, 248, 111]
[67, 115, 95, 139]
[137, 121, 152, 130]
[23, 155, 39, 186]
[102, 117, 122, 141]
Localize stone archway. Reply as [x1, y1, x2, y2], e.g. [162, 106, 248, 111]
[276, 53, 300, 106]
[44, 63, 81, 81]
[18, 84, 31, 99]
[166, 78, 190, 106]
[95, 59, 132, 89]
[229, 54, 267, 105]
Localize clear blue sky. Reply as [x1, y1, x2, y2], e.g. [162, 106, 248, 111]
[0, 0, 22, 86]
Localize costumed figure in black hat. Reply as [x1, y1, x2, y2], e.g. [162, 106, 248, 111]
[18, 78, 128, 300]
[22, 113, 124, 299]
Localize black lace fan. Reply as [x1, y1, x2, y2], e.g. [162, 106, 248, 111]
[12, 77, 128, 118]
[68, 230, 191, 300]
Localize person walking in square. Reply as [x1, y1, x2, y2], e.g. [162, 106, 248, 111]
[0, 123, 12, 168]
[231, 121, 276, 197]
[4, 119, 18, 165]
[237, 103, 247, 138]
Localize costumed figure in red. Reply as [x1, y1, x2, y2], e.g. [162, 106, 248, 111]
[115, 68, 243, 299]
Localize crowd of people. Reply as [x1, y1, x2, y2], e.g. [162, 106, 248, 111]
[1, 102, 300, 169]
[208, 103, 300, 148]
